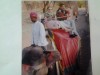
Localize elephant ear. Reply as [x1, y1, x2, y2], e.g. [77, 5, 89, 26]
[45, 50, 61, 67]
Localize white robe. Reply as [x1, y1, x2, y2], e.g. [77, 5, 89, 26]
[32, 21, 48, 46]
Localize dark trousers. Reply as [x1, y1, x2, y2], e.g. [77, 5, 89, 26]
[41, 46, 46, 51]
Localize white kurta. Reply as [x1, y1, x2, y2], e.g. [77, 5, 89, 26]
[32, 21, 48, 46]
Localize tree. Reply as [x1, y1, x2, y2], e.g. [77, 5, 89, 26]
[24, 1, 33, 10]
[43, 1, 49, 13]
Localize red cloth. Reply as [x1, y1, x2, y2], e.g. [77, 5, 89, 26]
[52, 29, 79, 70]
[30, 12, 37, 18]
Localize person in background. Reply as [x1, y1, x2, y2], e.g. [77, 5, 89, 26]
[56, 3, 80, 38]
[30, 12, 48, 51]
[66, 4, 74, 20]
[56, 3, 73, 32]
[44, 6, 72, 32]
[44, 6, 78, 38]
[64, 4, 80, 38]
[56, 3, 69, 21]
[44, 7, 55, 21]
[44, 6, 67, 29]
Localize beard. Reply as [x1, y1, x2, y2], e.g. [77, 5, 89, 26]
[31, 20, 37, 23]
[33, 21, 36, 23]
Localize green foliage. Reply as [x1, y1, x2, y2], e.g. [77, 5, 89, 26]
[78, 1, 86, 8]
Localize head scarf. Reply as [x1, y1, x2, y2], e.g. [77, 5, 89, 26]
[30, 12, 37, 18]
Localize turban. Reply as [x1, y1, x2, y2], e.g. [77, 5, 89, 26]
[30, 12, 37, 18]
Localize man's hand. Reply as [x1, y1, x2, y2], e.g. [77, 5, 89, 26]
[64, 27, 71, 32]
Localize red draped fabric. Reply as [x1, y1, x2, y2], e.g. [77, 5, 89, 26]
[51, 29, 79, 71]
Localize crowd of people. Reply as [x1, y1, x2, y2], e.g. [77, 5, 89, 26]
[30, 3, 80, 51]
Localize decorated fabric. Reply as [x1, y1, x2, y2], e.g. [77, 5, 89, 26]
[51, 29, 79, 73]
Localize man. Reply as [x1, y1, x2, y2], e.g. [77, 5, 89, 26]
[44, 6, 70, 31]
[56, 3, 69, 21]
[64, 4, 80, 37]
[66, 4, 74, 20]
[56, 4, 74, 32]
[30, 12, 48, 51]
[44, 7, 59, 29]
[44, 7, 55, 21]
[56, 3, 80, 38]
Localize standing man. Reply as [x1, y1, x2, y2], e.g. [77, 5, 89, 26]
[30, 12, 48, 51]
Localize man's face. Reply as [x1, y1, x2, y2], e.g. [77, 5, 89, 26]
[48, 8, 52, 12]
[30, 16, 37, 23]
[68, 4, 71, 8]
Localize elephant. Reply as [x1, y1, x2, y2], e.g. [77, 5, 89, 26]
[22, 45, 61, 75]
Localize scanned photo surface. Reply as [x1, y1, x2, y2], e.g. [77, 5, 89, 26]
[22, 1, 92, 75]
